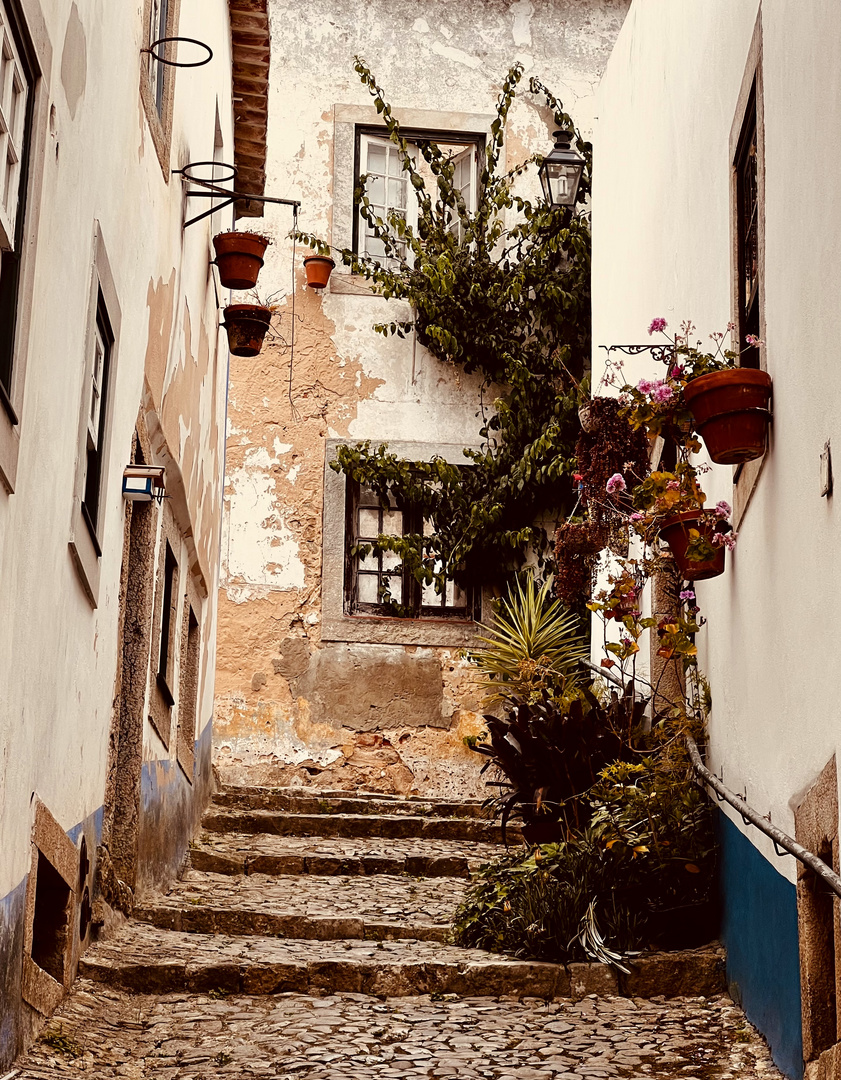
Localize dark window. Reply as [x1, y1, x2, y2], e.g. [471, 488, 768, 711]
[346, 481, 472, 618]
[156, 541, 178, 705]
[0, 0, 36, 419]
[80, 292, 113, 546]
[148, 0, 169, 115]
[30, 851, 71, 984]
[735, 86, 759, 368]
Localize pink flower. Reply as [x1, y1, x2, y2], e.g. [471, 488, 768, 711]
[715, 500, 732, 518]
[629, 512, 644, 522]
[652, 383, 674, 404]
[711, 531, 737, 550]
[606, 473, 627, 494]
[745, 334, 764, 347]
[648, 317, 668, 335]
[637, 378, 655, 394]
[679, 589, 695, 601]
[669, 364, 684, 379]
[666, 480, 680, 491]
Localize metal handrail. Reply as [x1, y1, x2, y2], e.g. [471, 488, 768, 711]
[687, 736, 841, 899]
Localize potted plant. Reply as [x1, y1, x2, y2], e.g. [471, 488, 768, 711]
[303, 254, 335, 289]
[213, 232, 271, 291]
[648, 318, 772, 465]
[222, 302, 275, 357]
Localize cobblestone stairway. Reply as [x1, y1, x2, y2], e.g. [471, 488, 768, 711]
[14, 785, 783, 1079]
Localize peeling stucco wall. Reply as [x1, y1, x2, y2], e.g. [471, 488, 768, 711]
[214, 0, 630, 796]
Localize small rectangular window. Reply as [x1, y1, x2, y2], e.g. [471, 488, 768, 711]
[346, 481, 471, 619]
[156, 540, 178, 706]
[80, 293, 113, 545]
[355, 130, 481, 266]
[147, 0, 169, 116]
[735, 86, 759, 368]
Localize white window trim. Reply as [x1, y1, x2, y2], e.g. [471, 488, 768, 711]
[0, 0, 50, 495]
[69, 224, 121, 607]
[322, 438, 491, 646]
[329, 104, 496, 296]
[0, 2, 28, 251]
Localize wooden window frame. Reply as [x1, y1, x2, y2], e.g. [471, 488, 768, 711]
[139, 0, 180, 178]
[0, 0, 49, 495]
[148, 503, 181, 748]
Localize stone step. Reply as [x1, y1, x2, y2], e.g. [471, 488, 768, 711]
[188, 832, 505, 878]
[134, 870, 466, 943]
[212, 786, 488, 819]
[201, 809, 514, 844]
[79, 923, 726, 1000]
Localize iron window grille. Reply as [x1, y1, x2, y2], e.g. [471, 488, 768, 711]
[735, 85, 759, 368]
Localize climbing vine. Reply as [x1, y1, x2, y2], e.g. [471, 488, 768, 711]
[298, 60, 592, 600]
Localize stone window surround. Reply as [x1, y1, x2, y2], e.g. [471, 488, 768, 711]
[175, 574, 202, 782]
[139, 0, 181, 179]
[68, 223, 122, 608]
[329, 103, 496, 297]
[730, 12, 767, 531]
[322, 438, 491, 647]
[0, 0, 50, 495]
[21, 797, 79, 1016]
[148, 498, 182, 749]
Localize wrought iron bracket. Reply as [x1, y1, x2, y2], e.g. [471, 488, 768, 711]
[142, 36, 213, 67]
[599, 343, 675, 366]
[173, 162, 301, 229]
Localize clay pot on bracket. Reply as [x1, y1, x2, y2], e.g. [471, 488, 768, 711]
[213, 232, 270, 290]
[658, 511, 725, 581]
[683, 368, 772, 465]
[303, 254, 335, 289]
[223, 304, 273, 357]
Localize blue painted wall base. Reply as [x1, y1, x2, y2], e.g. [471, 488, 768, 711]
[718, 809, 803, 1079]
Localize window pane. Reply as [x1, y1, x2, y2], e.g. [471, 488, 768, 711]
[422, 580, 441, 607]
[447, 581, 467, 609]
[384, 576, 402, 603]
[358, 507, 380, 536]
[382, 550, 401, 571]
[358, 549, 378, 572]
[382, 509, 403, 533]
[364, 233, 386, 259]
[387, 177, 406, 209]
[367, 143, 386, 174]
[386, 148, 403, 177]
[357, 574, 380, 604]
[367, 174, 385, 203]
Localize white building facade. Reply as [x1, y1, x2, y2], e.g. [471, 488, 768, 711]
[592, 3, 841, 1076]
[0, 0, 261, 1062]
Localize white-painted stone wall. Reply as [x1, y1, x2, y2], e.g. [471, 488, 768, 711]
[592, 0, 841, 881]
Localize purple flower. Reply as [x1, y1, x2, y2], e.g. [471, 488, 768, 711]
[715, 500, 732, 518]
[652, 383, 674, 404]
[648, 317, 668, 335]
[606, 473, 627, 495]
[637, 378, 655, 395]
[679, 589, 695, 601]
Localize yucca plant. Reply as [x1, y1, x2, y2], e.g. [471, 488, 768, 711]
[468, 574, 589, 706]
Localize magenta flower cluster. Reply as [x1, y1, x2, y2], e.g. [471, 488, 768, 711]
[606, 473, 627, 495]
[712, 531, 738, 550]
[636, 377, 673, 404]
[648, 317, 668, 335]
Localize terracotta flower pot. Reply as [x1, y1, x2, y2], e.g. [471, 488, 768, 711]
[683, 368, 772, 465]
[303, 254, 335, 289]
[213, 232, 270, 290]
[658, 511, 725, 581]
[223, 304, 273, 357]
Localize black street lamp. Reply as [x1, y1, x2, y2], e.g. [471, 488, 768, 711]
[538, 129, 585, 208]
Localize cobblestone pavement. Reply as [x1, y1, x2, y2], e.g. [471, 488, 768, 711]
[13, 785, 783, 1079]
[18, 983, 782, 1079]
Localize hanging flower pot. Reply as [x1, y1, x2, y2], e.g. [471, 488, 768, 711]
[683, 368, 772, 465]
[213, 232, 270, 290]
[223, 304, 273, 357]
[303, 254, 335, 289]
[658, 511, 726, 581]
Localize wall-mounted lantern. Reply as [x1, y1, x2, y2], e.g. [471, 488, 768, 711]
[538, 129, 585, 208]
[122, 465, 166, 503]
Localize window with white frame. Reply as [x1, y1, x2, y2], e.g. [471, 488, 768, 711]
[355, 131, 481, 265]
[147, 0, 169, 116]
[80, 293, 114, 544]
[347, 480, 472, 618]
[0, 0, 32, 409]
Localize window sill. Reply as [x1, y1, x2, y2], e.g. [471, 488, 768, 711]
[322, 612, 480, 647]
[328, 272, 379, 297]
[68, 501, 101, 607]
[0, 395, 20, 493]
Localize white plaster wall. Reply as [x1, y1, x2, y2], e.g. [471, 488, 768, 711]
[0, 0, 234, 899]
[592, 0, 841, 882]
